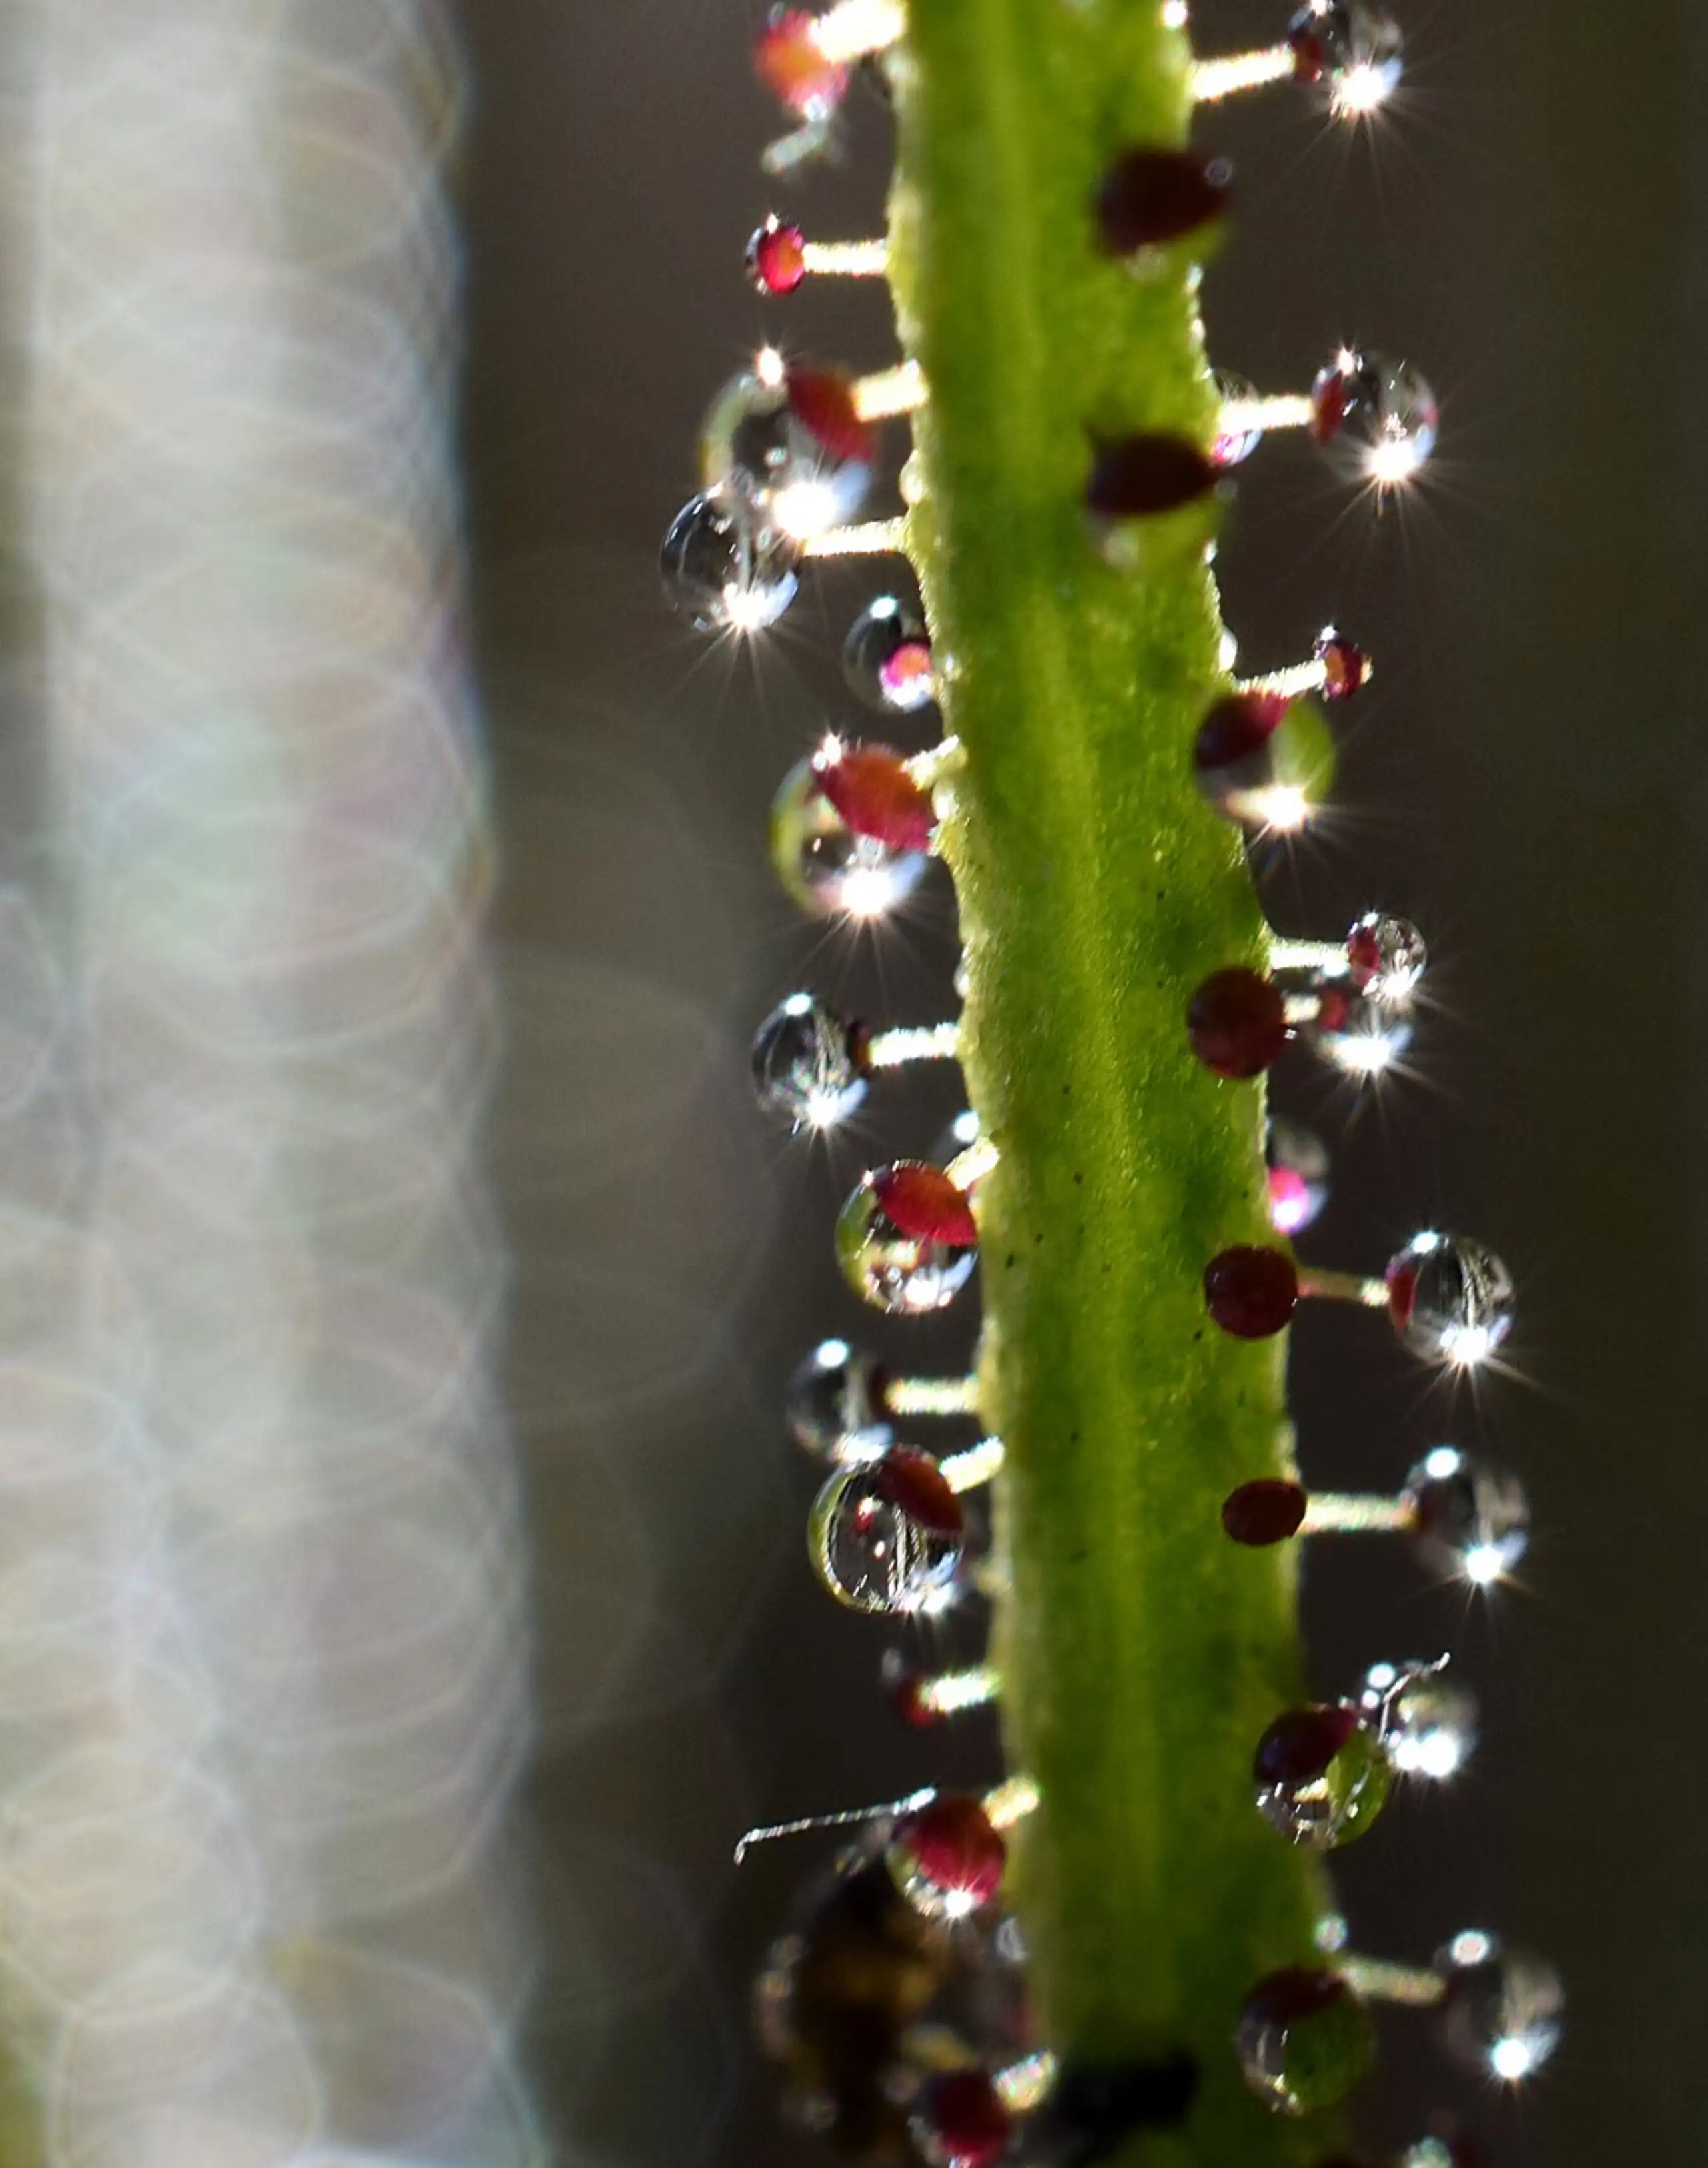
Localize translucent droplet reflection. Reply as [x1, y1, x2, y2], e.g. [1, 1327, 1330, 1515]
[1360, 1660, 1478, 1778]
[808, 1448, 965, 1614]
[701, 364, 871, 540]
[1287, 0, 1404, 114]
[751, 993, 867, 1129]
[1234, 1966, 1376, 2115]
[1254, 1704, 1392, 1850]
[1437, 1935, 1564, 2081]
[1314, 349, 1438, 482]
[1386, 1233, 1515, 1364]
[785, 1338, 892, 1461]
[835, 1163, 978, 1315]
[843, 596, 935, 715]
[770, 754, 928, 919]
[661, 488, 801, 632]
[1345, 911, 1426, 1001]
[1406, 1448, 1530, 1585]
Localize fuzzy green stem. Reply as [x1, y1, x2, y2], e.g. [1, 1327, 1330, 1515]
[886, 5, 1337, 2161]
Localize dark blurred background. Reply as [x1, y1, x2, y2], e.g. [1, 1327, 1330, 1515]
[460, 1, 1698, 2162]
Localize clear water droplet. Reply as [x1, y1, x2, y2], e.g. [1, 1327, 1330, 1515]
[1266, 1117, 1329, 1234]
[1360, 1661, 1478, 1779]
[701, 366, 871, 538]
[843, 597, 936, 715]
[1405, 1448, 1530, 1583]
[1192, 692, 1336, 825]
[1254, 1705, 1393, 1850]
[1313, 350, 1438, 480]
[785, 1338, 893, 1461]
[769, 753, 929, 919]
[1436, 1939, 1563, 2081]
[1235, 1967, 1376, 2115]
[835, 1163, 979, 1315]
[661, 488, 801, 632]
[1310, 992, 1414, 1077]
[808, 1447, 965, 1613]
[1345, 911, 1426, 999]
[1386, 1233, 1515, 1364]
[752, 993, 868, 1128]
[1287, 1, 1404, 111]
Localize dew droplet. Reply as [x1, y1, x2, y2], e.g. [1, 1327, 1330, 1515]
[753, 993, 869, 1128]
[1314, 626, 1368, 699]
[747, 215, 808, 294]
[911, 2069, 1014, 2168]
[1436, 1938, 1563, 2081]
[809, 1446, 965, 1612]
[701, 363, 873, 539]
[661, 488, 801, 632]
[1235, 1967, 1376, 2115]
[1404, 1448, 1530, 1584]
[1192, 693, 1336, 825]
[1309, 993, 1414, 1077]
[844, 596, 936, 714]
[886, 1794, 1007, 1919]
[1384, 1233, 1515, 1364]
[1344, 912, 1426, 1000]
[1360, 1661, 1478, 1779]
[1286, 1, 1404, 112]
[837, 1162, 979, 1314]
[1254, 1704, 1393, 1850]
[1310, 350, 1438, 480]
[1267, 1117, 1330, 1233]
[769, 753, 929, 918]
[787, 1338, 893, 1461]
[755, 5, 850, 121]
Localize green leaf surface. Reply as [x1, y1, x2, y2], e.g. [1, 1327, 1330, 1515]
[885, 4, 1342, 2159]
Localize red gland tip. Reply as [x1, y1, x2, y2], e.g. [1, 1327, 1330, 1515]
[1309, 360, 1354, 446]
[1314, 628, 1366, 700]
[1384, 1253, 1418, 1329]
[784, 361, 877, 464]
[813, 742, 935, 853]
[1086, 434, 1219, 520]
[1288, 25, 1331, 82]
[1093, 147, 1232, 256]
[1223, 1479, 1308, 1546]
[881, 1650, 946, 1729]
[871, 1163, 979, 1248]
[911, 2070, 1015, 2168]
[869, 1446, 965, 1540]
[891, 1794, 1007, 1909]
[1204, 1246, 1299, 1339]
[754, 7, 849, 118]
[1187, 968, 1290, 1079]
[747, 217, 807, 294]
[1254, 1704, 1362, 1788]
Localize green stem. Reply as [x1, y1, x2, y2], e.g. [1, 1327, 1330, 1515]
[887, 5, 1336, 2159]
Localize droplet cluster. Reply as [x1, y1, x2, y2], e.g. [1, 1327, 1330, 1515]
[664, 0, 1555, 2157]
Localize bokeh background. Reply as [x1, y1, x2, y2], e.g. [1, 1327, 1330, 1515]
[463, 1, 1695, 2164]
